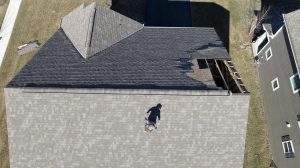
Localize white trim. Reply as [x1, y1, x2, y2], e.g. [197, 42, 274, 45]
[265, 47, 273, 61]
[282, 140, 295, 154]
[271, 77, 280, 91]
[283, 14, 300, 75]
[298, 115, 300, 129]
[269, 26, 283, 39]
[252, 32, 270, 56]
[290, 73, 300, 93]
[252, 26, 284, 57]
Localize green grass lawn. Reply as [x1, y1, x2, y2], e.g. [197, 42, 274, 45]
[0, 0, 271, 167]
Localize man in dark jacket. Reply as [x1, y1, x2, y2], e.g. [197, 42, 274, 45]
[146, 103, 162, 125]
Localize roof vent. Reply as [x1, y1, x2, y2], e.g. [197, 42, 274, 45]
[61, 3, 143, 59]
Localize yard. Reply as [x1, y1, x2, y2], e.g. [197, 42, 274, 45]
[191, 1, 271, 167]
[0, 0, 270, 167]
[0, 0, 9, 27]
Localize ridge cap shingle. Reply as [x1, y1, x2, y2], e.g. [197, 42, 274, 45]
[61, 3, 143, 59]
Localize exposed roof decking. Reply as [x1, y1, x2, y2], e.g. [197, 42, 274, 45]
[8, 27, 229, 89]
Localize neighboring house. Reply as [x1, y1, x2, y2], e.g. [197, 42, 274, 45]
[252, 9, 300, 168]
[5, 3, 250, 168]
[252, 0, 300, 40]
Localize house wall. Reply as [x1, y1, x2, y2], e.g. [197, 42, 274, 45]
[256, 27, 300, 167]
[5, 88, 249, 168]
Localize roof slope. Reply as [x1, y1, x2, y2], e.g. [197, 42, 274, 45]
[8, 27, 229, 89]
[61, 3, 143, 59]
[284, 9, 300, 73]
[5, 88, 250, 168]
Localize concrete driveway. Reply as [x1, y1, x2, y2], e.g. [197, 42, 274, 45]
[146, 0, 192, 27]
[0, 0, 22, 68]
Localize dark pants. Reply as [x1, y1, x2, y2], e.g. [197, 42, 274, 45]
[148, 116, 157, 124]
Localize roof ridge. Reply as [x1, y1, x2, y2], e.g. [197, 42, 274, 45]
[87, 26, 144, 59]
[85, 3, 96, 56]
[61, 2, 97, 59]
[61, 3, 143, 59]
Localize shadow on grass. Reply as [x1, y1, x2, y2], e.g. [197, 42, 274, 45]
[254, 0, 300, 39]
[111, 0, 230, 50]
[190, 2, 230, 51]
[145, 0, 192, 27]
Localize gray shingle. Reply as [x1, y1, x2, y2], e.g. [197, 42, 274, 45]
[89, 5, 144, 56]
[284, 9, 300, 73]
[61, 3, 143, 59]
[5, 87, 250, 168]
[8, 27, 229, 89]
[61, 3, 96, 58]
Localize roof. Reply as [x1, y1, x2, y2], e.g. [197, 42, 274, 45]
[61, 3, 143, 59]
[8, 4, 230, 90]
[5, 87, 250, 168]
[284, 9, 300, 73]
[8, 28, 229, 89]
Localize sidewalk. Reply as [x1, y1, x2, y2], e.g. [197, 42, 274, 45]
[0, 0, 22, 68]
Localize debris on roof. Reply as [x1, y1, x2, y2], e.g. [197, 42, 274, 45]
[17, 41, 40, 56]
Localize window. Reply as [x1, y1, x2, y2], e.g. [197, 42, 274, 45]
[265, 48, 273, 60]
[281, 135, 295, 158]
[271, 77, 280, 91]
[290, 74, 300, 93]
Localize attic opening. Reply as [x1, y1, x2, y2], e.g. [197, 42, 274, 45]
[194, 59, 248, 93]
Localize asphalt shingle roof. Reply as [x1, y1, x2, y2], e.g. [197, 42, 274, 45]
[8, 26, 229, 89]
[8, 3, 230, 90]
[61, 3, 143, 59]
[284, 9, 300, 73]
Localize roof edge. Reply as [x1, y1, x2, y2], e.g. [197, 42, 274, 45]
[283, 14, 300, 74]
[5, 87, 231, 96]
[144, 26, 215, 29]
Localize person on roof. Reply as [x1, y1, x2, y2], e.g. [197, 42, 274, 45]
[146, 103, 162, 128]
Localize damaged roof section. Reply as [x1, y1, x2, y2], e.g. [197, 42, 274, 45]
[61, 3, 143, 59]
